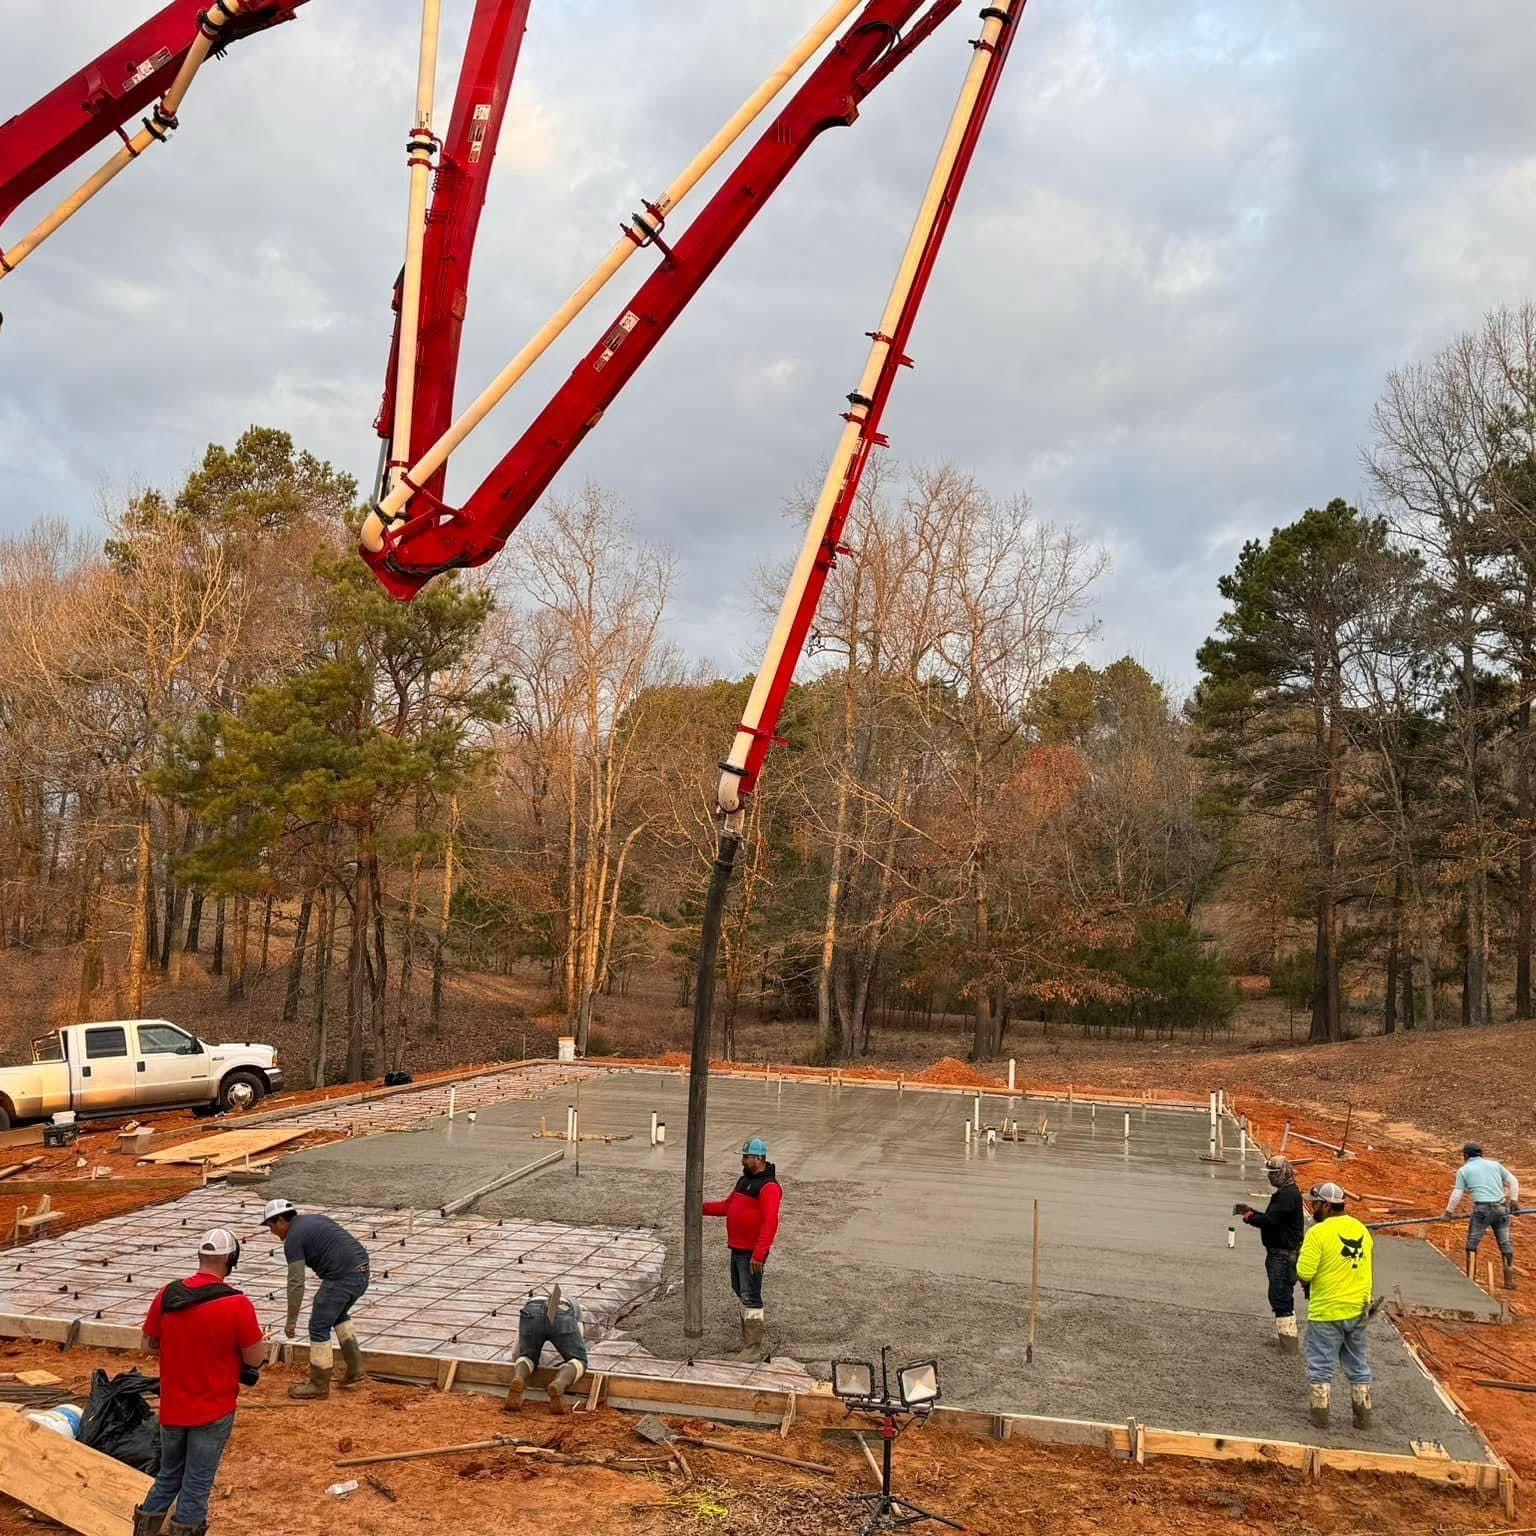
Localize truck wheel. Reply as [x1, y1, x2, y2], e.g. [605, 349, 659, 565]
[218, 1071, 267, 1114]
[0, 1103, 11, 1132]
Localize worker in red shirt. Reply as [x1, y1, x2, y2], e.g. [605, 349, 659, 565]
[136, 1229, 265, 1536]
[703, 1137, 782, 1356]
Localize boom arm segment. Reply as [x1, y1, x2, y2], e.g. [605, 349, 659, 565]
[362, 0, 963, 599]
[721, 0, 1025, 811]
[0, 0, 307, 273]
[374, 0, 534, 506]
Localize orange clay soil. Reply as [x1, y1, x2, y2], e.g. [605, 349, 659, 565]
[0, 1341, 1522, 1536]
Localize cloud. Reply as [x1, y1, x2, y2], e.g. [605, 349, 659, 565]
[3, 0, 1534, 694]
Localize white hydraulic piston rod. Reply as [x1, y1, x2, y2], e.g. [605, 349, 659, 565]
[361, 0, 864, 551]
[717, 0, 1019, 818]
[387, 0, 444, 494]
[0, 0, 246, 281]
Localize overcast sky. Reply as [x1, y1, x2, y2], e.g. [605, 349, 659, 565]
[3, 0, 1534, 696]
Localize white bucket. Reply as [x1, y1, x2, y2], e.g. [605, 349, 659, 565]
[557, 1036, 576, 1063]
[28, 1404, 82, 1438]
[51, 1111, 77, 1127]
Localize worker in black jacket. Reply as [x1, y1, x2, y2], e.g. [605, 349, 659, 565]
[1234, 1155, 1306, 1354]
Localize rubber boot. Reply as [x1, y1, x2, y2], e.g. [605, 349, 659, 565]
[741, 1308, 766, 1360]
[1309, 1383, 1330, 1429]
[1351, 1384, 1373, 1430]
[289, 1362, 332, 1400]
[165, 1523, 205, 1536]
[503, 1357, 533, 1414]
[336, 1329, 368, 1390]
[1275, 1316, 1299, 1356]
[545, 1359, 583, 1415]
[131, 1507, 167, 1536]
[1504, 1257, 1518, 1290]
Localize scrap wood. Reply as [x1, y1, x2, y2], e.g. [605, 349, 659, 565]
[334, 1435, 663, 1472]
[365, 1475, 398, 1503]
[673, 1432, 834, 1476]
[1470, 1378, 1536, 1393]
[0, 1400, 151, 1536]
[0, 1158, 46, 1181]
[137, 1127, 308, 1168]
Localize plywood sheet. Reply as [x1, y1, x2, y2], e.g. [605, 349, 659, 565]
[138, 1127, 309, 1167]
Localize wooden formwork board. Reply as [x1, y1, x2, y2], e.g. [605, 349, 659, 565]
[0, 1407, 151, 1536]
[0, 1315, 1510, 1508]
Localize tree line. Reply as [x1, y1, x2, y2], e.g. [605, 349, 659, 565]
[5, 303, 1525, 1076]
[1196, 304, 1536, 1041]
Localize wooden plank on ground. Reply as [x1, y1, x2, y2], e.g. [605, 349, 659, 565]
[137, 1127, 310, 1167]
[0, 1404, 151, 1536]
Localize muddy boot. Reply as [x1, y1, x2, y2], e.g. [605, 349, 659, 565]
[1350, 1384, 1373, 1430]
[1275, 1316, 1299, 1355]
[165, 1523, 205, 1536]
[336, 1326, 368, 1390]
[131, 1507, 167, 1536]
[503, 1357, 533, 1413]
[545, 1359, 583, 1415]
[1309, 1383, 1330, 1429]
[741, 1308, 765, 1361]
[1504, 1257, 1518, 1290]
[289, 1362, 332, 1401]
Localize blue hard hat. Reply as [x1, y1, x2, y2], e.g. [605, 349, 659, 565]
[742, 1137, 768, 1158]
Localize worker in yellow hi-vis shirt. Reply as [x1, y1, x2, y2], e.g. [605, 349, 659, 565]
[1296, 1181, 1374, 1430]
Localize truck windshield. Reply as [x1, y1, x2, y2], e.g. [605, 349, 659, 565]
[32, 1035, 64, 1063]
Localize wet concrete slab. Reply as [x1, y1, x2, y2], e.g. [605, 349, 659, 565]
[268, 1070, 1495, 1459]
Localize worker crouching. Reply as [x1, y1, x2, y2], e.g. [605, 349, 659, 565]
[261, 1198, 371, 1400]
[503, 1284, 588, 1414]
[1297, 1182, 1375, 1430]
[1233, 1155, 1304, 1353]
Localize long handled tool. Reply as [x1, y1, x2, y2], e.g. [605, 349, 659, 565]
[1366, 1208, 1536, 1232]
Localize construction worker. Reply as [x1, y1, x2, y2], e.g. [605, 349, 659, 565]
[502, 1284, 588, 1415]
[260, 1198, 370, 1400]
[136, 1229, 265, 1536]
[1445, 1141, 1520, 1289]
[703, 1136, 782, 1355]
[1233, 1155, 1305, 1353]
[1296, 1181, 1374, 1430]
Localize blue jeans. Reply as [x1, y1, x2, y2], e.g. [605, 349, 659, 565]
[513, 1296, 588, 1369]
[309, 1267, 369, 1342]
[729, 1248, 763, 1310]
[143, 1412, 235, 1528]
[1467, 1202, 1514, 1258]
[1265, 1249, 1298, 1318]
[1304, 1313, 1371, 1387]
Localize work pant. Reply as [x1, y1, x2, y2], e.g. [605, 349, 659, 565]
[1467, 1202, 1514, 1259]
[513, 1295, 588, 1370]
[1265, 1248, 1299, 1318]
[1304, 1311, 1372, 1387]
[729, 1248, 764, 1310]
[142, 1412, 236, 1529]
[309, 1266, 370, 1343]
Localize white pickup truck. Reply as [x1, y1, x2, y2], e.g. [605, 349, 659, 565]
[0, 1021, 283, 1130]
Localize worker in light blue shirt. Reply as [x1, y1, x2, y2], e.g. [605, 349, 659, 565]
[1444, 1142, 1521, 1289]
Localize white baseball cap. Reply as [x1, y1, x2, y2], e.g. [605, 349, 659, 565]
[261, 1198, 298, 1226]
[1310, 1182, 1348, 1204]
[199, 1228, 239, 1257]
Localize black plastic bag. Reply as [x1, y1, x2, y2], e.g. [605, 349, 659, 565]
[78, 1368, 161, 1474]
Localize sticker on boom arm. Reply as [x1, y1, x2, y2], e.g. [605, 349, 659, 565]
[593, 311, 640, 372]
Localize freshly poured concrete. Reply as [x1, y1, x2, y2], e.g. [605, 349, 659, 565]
[272, 1071, 1493, 1459]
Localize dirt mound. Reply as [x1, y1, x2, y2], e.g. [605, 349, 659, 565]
[911, 1056, 1003, 1088]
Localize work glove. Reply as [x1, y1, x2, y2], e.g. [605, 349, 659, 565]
[239, 1363, 261, 1388]
[1232, 1203, 1252, 1218]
